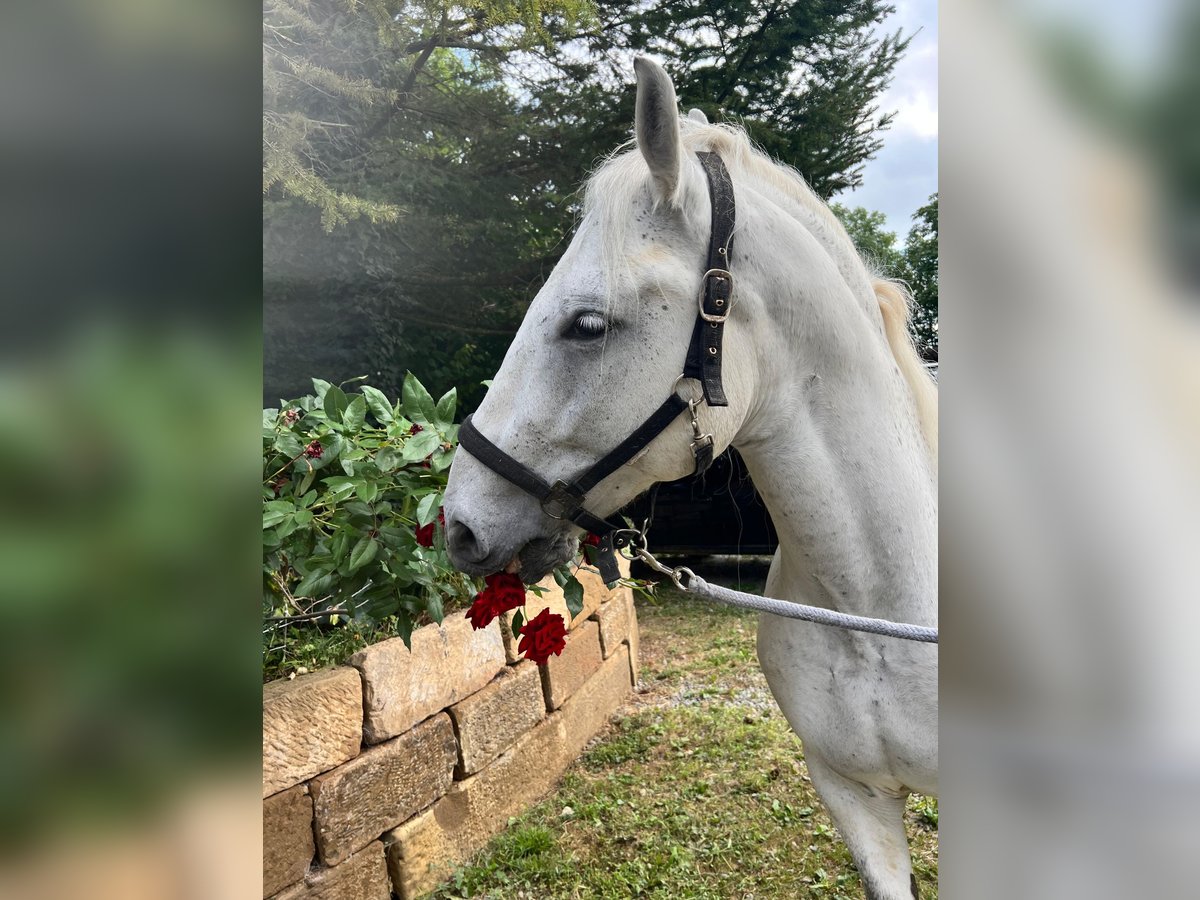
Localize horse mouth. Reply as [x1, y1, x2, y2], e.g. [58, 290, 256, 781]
[515, 532, 577, 584]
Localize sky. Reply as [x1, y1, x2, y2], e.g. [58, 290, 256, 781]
[835, 0, 1181, 243]
[836, 0, 938, 244]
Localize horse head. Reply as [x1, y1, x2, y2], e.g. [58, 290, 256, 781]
[443, 58, 757, 581]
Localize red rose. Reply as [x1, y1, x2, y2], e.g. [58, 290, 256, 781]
[414, 509, 445, 548]
[409, 423, 423, 435]
[302, 440, 323, 459]
[518, 608, 567, 664]
[465, 572, 526, 630]
[283, 408, 300, 424]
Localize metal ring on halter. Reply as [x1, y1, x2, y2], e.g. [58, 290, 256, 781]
[617, 529, 648, 561]
[671, 374, 705, 408]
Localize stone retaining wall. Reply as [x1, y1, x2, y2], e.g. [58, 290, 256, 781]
[263, 562, 638, 899]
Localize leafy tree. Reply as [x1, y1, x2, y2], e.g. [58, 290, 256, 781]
[830, 202, 904, 276]
[832, 197, 938, 360]
[900, 194, 938, 360]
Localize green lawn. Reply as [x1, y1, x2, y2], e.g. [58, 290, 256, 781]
[430, 565, 938, 899]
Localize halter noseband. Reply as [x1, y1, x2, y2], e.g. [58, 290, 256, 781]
[458, 151, 736, 584]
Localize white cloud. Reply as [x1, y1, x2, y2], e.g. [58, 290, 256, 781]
[835, 0, 938, 242]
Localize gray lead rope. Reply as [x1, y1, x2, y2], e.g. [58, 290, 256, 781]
[631, 547, 938, 644]
[685, 574, 939, 643]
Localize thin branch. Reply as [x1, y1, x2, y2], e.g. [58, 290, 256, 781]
[266, 609, 352, 624]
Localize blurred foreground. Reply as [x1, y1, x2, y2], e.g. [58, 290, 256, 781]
[941, 1, 1200, 896]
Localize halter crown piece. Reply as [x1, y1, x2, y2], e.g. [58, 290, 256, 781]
[458, 151, 736, 584]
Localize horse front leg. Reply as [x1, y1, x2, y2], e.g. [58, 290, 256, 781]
[804, 751, 917, 900]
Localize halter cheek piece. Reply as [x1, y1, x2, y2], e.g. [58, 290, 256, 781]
[458, 151, 736, 584]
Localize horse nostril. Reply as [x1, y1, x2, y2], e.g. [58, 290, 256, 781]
[447, 516, 488, 565]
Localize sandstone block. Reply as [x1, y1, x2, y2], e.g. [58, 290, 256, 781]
[310, 714, 456, 866]
[263, 668, 363, 797]
[540, 620, 603, 710]
[560, 645, 634, 759]
[593, 590, 635, 658]
[449, 662, 545, 777]
[271, 841, 389, 900]
[350, 616, 504, 744]
[385, 713, 571, 899]
[264, 785, 315, 898]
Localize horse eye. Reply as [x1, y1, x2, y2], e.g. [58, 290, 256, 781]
[570, 313, 608, 339]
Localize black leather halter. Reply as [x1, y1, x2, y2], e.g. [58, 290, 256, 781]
[458, 151, 736, 584]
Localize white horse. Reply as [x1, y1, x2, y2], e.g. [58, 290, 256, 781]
[444, 57, 937, 900]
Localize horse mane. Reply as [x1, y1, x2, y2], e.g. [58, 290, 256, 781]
[873, 279, 939, 466]
[583, 119, 938, 466]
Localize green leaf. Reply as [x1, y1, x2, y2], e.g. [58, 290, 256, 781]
[396, 614, 414, 649]
[375, 447, 401, 473]
[273, 515, 299, 540]
[402, 372, 438, 425]
[347, 536, 379, 573]
[294, 570, 333, 599]
[355, 480, 379, 504]
[297, 469, 315, 497]
[273, 432, 303, 458]
[262, 501, 292, 528]
[434, 388, 457, 426]
[330, 528, 352, 561]
[401, 429, 440, 462]
[323, 384, 349, 421]
[342, 395, 367, 431]
[325, 477, 356, 502]
[415, 492, 440, 526]
[311, 378, 332, 400]
[430, 445, 455, 473]
[561, 573, 585, 620]
[293, 509, 314, 526]
[360, 386, 394, 423]
[511, 609, 524, 635]
[426, 592, 445, 624]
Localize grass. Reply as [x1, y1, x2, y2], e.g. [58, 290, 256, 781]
[429, 561, 938, 899]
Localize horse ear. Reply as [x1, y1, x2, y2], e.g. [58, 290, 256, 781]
[634, 56, 682, 202]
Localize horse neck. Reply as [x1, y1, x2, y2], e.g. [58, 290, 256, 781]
[730, 217, 937, 625]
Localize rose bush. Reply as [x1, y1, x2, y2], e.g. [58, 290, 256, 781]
[263, 374, 470, 674]
[263, 374, 596, 676]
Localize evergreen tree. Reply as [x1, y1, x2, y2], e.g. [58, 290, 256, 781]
[582, 0, 908, 197]
[263, 1, 914, 406]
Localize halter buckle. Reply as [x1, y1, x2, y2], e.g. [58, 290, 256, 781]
[541, 480, 584, 520]
[698, 268, 734, 323]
